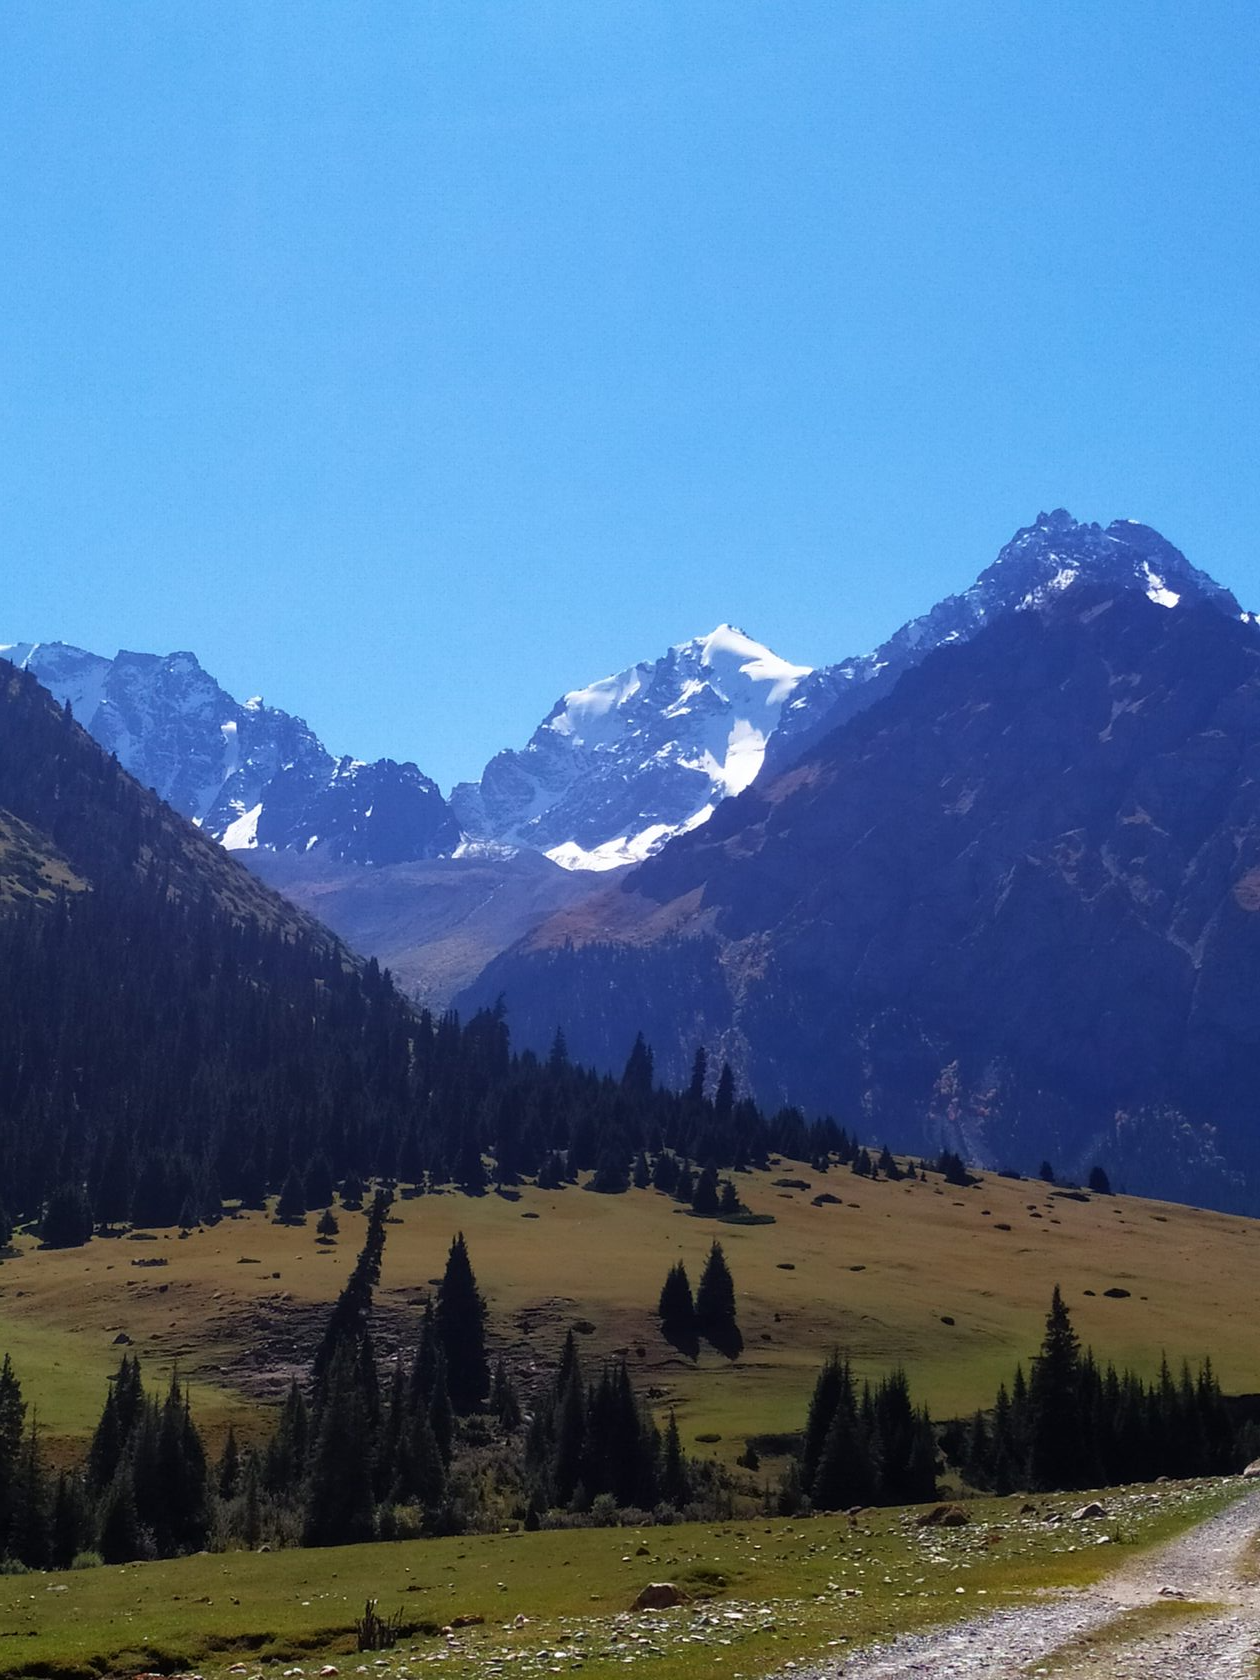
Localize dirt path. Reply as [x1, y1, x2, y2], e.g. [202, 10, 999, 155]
[794, 1488, 1260, 1679]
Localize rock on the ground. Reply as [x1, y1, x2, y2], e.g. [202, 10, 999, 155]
[633, 1582, 689, 1610]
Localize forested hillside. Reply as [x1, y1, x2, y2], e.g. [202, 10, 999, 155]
[0, 659, 843, 1234]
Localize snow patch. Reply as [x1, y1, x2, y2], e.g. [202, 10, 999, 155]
[1143, 564, 1180, 608]
[222, 803, 263, 850]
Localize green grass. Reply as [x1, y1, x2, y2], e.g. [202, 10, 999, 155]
[0, 1480, 1237, 1680]
[1037, 1597, 1223, 1673]
[4, 1162, 1260, 1465]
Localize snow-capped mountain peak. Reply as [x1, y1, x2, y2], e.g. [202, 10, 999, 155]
[0, 639, 458, 866]
[764, 510, 1245, 774]
[451, 625, 813, 870]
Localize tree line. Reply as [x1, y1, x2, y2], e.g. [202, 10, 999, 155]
[783, 1286, 1249, 1515]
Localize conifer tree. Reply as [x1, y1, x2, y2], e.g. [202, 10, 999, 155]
[276, 1169, 306, 1223]
[8, 1418, 50, 1567]
[428, 1352, 455, 1466]
[51, 1470, 91, 1568]
[99, 1463, 144, 1563]
[657, 1261, 695, 1329]
[621, 1033, 654, 1099]
[1028, 1286, 1082, 1490]
[686, 1048, 709, 1107]
[303, 1344, 376, 1547]
[217, 1425, 240, 1500]
[695, 1241, 737, 1332]
[660, 1408, 690, 1508]
[435, 1232, 489, 1413]
[691, 1165, 720, 1217]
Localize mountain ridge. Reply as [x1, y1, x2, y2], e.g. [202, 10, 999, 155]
[457, 577, 1260, 1211]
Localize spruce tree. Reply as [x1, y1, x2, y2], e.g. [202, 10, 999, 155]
[99, 1464, 144, 1563]
[435, 1232, 489, 1413]
[1028, 1286, 1082, 1491]
[276, 1169, 306, 1223]
[657, 1260, 695, 1328]
[41, 1184, 94, 1248]
[218, 1425, 240, 1500]
[303, 1344, 376, 1547]
[691, 1165, 720, 1217]
[660, 1409, 690, 1508]
[695, 1241, 737, 1331]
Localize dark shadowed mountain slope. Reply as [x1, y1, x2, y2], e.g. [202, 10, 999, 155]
[459, 587, 1260, 1210]
[0, 657, 417, 1223]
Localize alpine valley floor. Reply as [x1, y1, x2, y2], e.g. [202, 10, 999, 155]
[2, 1161, 1259, 1470]
[0, 1477, 1242, 1680]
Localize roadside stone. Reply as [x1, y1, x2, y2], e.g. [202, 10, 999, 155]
[632, 1582, 689, 1610]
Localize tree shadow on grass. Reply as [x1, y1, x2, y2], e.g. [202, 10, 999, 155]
[660, 1321, 701, 1362]
[702, 1321, 744, 1360]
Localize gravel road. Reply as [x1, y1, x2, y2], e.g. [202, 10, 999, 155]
[794, 1488, 1260, 1679]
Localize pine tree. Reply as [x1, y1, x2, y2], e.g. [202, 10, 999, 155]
[695, 1241, 737, 1331]
[0, 1354, 25, 1555]
[1028, 1287, 1082, 1491]
[428, 1353, 455, 1467]
[660, 1408, 690, 1508]
[9, 1418, 50, 1567]
[691, 1165, 720, 1217]
[621, 1034, 654, 1099]
[552, 1360, 586, 1507]
[713, 1063, 736, 1126]
[51, 1471, 91, 1568]
[218, 1425, 240, 1500]
[303, 1344, 376, 1547]
[811, 1396, 875, 1510]
[99, 1464, 144, 1563]
[276, 1169, 306, 1223]
[41, 1183, 94, 1248]
[435, 1232, 489, 1413]
[657, 1261, 695, 1328]
[686, 1048, 709, 1107]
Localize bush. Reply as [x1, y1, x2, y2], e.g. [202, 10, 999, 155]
[71, 1550, 103, 1570]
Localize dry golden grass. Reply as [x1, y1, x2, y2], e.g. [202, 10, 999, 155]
[2, 1161, 1257, 1461]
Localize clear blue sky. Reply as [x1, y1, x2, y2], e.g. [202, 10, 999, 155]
[2, 1, 1257, 789]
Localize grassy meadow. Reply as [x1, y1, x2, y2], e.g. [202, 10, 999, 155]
[0, 1478, 1236, 1680]
[2, 1160, 1258, 1466]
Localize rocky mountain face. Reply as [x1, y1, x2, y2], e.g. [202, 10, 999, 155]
[459, 580, 1260, 1212]
[764, 509, 1244, 774]
[451, 625, 812, 869]
[0, 641, 458, 866]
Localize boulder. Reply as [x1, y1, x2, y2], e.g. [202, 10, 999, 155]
[1242, 1459, 1260, 1479]
[1071, 1502, 1107, 1520]
[916, 1503, 969, 1528]
[633, 1582, 689, 1610]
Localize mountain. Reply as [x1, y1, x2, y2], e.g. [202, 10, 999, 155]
[0, 654, 817, 1241]
[0, 640, 459, 866]
[458, 554, 1260, 1212]
[763, 509, 1244, 775]
[0, 651, 421, 1224]
[244, 845, 611, 1008]
[451, 625, 812, 869]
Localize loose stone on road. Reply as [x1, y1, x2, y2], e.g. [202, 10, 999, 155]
[794, 1488, 1260, 1679]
